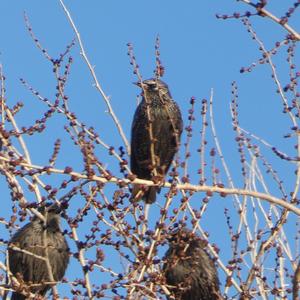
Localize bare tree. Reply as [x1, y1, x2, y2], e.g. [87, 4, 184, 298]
[0, 1, 299, 299]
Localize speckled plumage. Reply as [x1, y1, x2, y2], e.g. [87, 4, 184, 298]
[130, 78, 183, 203]
[163, 229, 222, 300]
[8, 205, 69, 299]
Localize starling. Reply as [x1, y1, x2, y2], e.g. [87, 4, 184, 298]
[8, 204, 69, 299]
[163, 229, 222, 300]
[130, 78, 183, 203]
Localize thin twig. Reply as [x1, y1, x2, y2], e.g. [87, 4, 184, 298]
[239, 0, 300, 40]
[58, 0, 130, 154]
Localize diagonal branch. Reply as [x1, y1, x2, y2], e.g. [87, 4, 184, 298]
[239, 0, 300, 40]
[58, 0, 130, 155]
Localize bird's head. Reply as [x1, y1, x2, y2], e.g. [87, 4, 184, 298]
[134, 78, 171, 98]
[37, 202, 67, 230]
[167, 228, 205, 255]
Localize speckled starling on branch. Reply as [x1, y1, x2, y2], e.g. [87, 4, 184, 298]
[130, 78, 183, 203]
[163, 228, 222, 300]
[8, 204, 69, 299]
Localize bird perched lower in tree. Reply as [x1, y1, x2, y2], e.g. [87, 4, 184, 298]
[7, 204, 69, 299]
[130, 78, 183, 203]
[163, 228, 222, 300]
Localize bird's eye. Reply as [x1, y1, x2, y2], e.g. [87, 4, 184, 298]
[147, 82, 158, 90]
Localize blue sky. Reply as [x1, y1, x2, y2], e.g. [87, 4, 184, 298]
[0, 1, 299, 298]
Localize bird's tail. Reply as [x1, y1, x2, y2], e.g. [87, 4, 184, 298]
[130, 185, 157, 204]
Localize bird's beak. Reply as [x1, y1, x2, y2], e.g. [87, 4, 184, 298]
[133, 81, 142, 87]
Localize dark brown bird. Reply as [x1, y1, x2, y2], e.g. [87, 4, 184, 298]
[130, 78, 183, 203]
[8, 204, 69, 299]
[163, 228, 222, 300]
